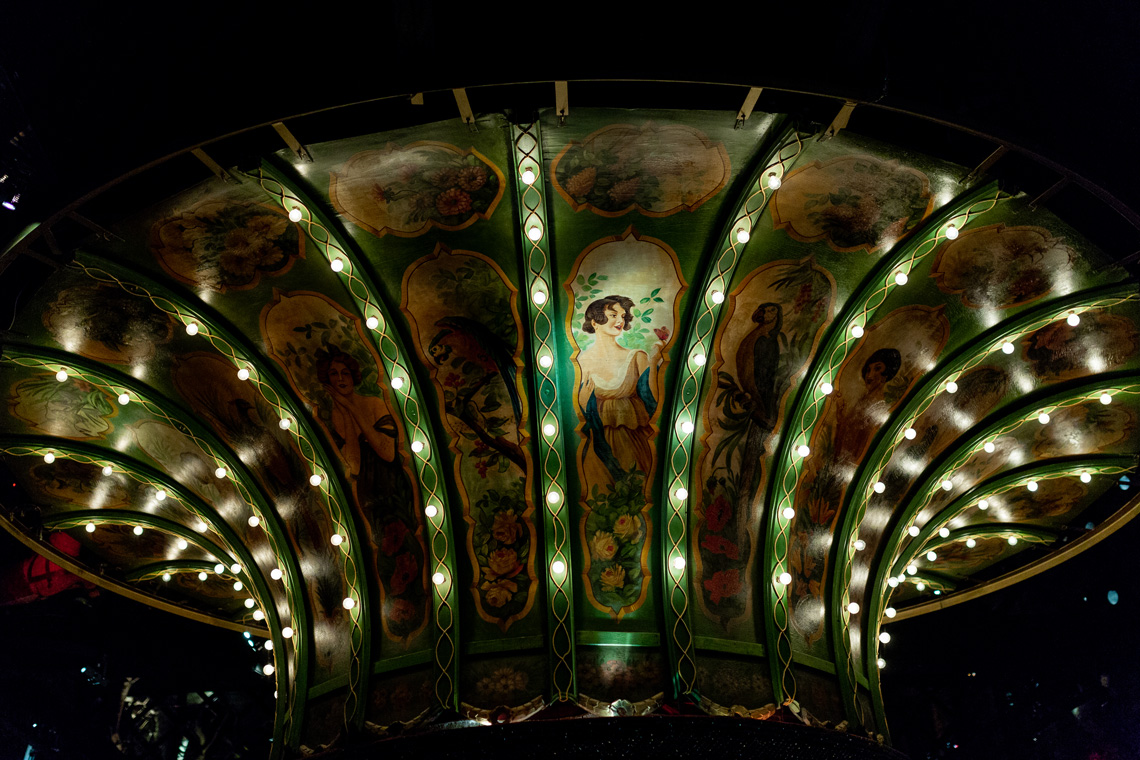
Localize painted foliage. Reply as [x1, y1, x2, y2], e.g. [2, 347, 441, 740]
[150, 200, 304, 292]
[43, 283, 173, 365]
[771, 156, 932, 253]
[261, 291, 430, 644]
[692, 257, 835, 629]
[931, 224, 1075, 309]
[1024, 311, 1140, 381]
[551, 122, 730, 217]
[401, 246, 539, 630]
[566, 227, 685, 618]
[330, 141, 504, 238]
[1033, 401, 1136, 459]
[8, 372, 117, 440]
[791, 305, 950, 645]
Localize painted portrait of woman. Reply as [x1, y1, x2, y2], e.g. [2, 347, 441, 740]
[577, 295, 665, 493]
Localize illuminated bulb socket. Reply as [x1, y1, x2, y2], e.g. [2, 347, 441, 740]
[330, 258, 344, 272]
[552, 560, 566, 575]
[521, 168, 536, 185]
[288, 207, 303, 222]
[945, 225, 959, 240]
[177, 539, 188, 550]
[546, 491, 561, 505]
[253, 610, 265, 621]
[1100, 393, 1113, 405]
[915, 582, 926, 592]
[1008, 536, 1019, 545]
[885, 607, 896, 618]
[231, 563, 242, 574]
[966, 538, 977, 548]
[693, 353, 707, 366]
[366, 316, 379, 330]
[539, 354, 553, 368]
[1026, 480, 1038, 492]
[888, 577, 899, 588]
[674, 487, 689, 501]
[233, 581, 243, 591]
[391, 377, 404, 390]
[411, 440, 424, 454]
[1038, 412, 1050, 424]
[908, 525, 920, 537]
[262, 638, 271, 649]
[279, 418, 291, 430]
[532, 290, 547, 306]
[102, 465, 113, 476]
[425, 504, 438, 518]
[680, 420, 695, 435]
[877, 658, 887, 669]
[851, 324, 864, 338]
[879, 631, 891, 644]
[1080, 472, 1092, 483]
[85, 522, 96, 533]
[978, 500, 989, 510]
[342, 597, 356, 610]
[711, 290, 725, 304]
[270, 568, 283, 581]
[309, 474, 322, 487]
[926, 551, 937, 562]
[984, 441, 995, 453]
[777, 572, 792, 585]
[854, 539, 866, 551]
[873, 481, 886, 494]
[118, 393, 130, 405]
[939, 527, 950, 538]
[945, 381, 958, 394]
[214, 467, 227, 479]
[820, 382, 834, 395]
[214, 563, 225, 574]
[185, 323, 199, 336]
[767, 172, 782, 189]
[264, 664, 275, 677]
[432, 571, 446, 586]
[894, 271, 908, 286]
[133, 526, 144, 536]
[907, 564, 918, 575]
[941, 479, 953, 491]
[195, 521, 208, 533]
[796, 444, 810, 458]
[43, 452, 55, 464]
[904, 428, 917, 440]
[55, 369, 68, 382]
[198, 572, 208, 581]
[672, 556, 686, 570]
[847, 602, 860, 614]
[281, 627, 293, 639]
[735, 229, 750, 244]
[155, 489, 166, 501]
[162, 573, 171, 582]
[1001, 341, 1015, 355]
[1067, 312, 1081, 326]
[543, 423, 556, 437]
[782, 506, 796, 520]
[527, 226, 542, 242]
[237, 368, 250, 381]
[330, 533, 344, 546]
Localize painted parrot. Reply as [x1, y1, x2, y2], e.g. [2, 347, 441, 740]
[427, 316, 522, 424]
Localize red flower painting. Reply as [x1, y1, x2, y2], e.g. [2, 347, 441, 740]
[703, 569, 742, 604]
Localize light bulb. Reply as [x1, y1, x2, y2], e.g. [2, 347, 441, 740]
[879, 631, 891, 644]
[270, 568, 283, 580]
[264, 664, 275, 676]
[521, 168, 536, 185]
[162, 573, 171, 582]
[539, 354, 553, 368]
[231, 563, 241, 574]
[978, 499, 989, 510]
[782, 506, 796, 520]
[411, 440, 424, 453]
[1038, 412, 1050, 424]
[432, 572, 446, 585]
[711, 291, 725, 304]
[85, 522, 96, 533]
[1080, 472, 1092, 483]
[102, 465, 113, 476]
[1001, 341, 1015, 354]
[330, 533, 343, 546]
[282, 627, 293, 639]
[1008, 536, 1019, 545]
[254, 610, 265, 621]
[966, 538, 977, 548]
[939, 527, 950, 538]
[908, 525, 920, 537]
[195, 520, 208, 532]
[527, 226, 542, 241]
[848, 602, 860, 614]
[674, 487, 689, 501]
[796, 444, 810, 457]
[43, 452, 55, 464]
[945, 381, 958, 394]
[543, 423, 556, 437]
[118, 393, 130, 405]
[777, 572, 792, 585]
[851, 324, 864, 338]
[309, 474, 322, 486]
[237, 368, 250, 381]
[546, 491, 561, 504]
[391, 377, 404, 390]
[342, 597, 356, 610]
[888, 577, 899, 588]
[133, 525, 143, 536]
[288, 207, 303, 222]
[1101, 393, 1113, 405]
[767, 172, 781, 189]
[907, 564, 918, 575]
[425, 504, 438, 518]
[672, 556, 686, 570]
[885, 607, 896, 618]
[552, 560, 566, 574]
[945, 225, 959, 240]
[1067, 312, 1080, 326]
[215, 467, 227, 479]
[820, 381, 834, 395]
[531, 290, 548, 307]
[894, 272, 908, 286]
[926, 551, 937, 562]
[177, 539, 188, 550]
[1027, 480, 1038, 492]
[366, 316, 379, 330]
[984, 441, 995, 453]
[262, 637, 271, 647]
[877, 658, 887, 669]
[55, 369, 68, 382]
[233, 581, 243, 591]
[330, 258, 344, 272]
[278, 418, 291, 430]
[915, 582, 926, 591]
[854, 539, 866, 551]
[904, 428, 917, 440]
[198, 572, 208, 581]
[248, 515, 260, 527]
[693, 353, 707, 366]
[874, 481, 886, 493]
[735, 229, 750, 244]
[941, 479, 953, 491]
[155, 489, 166, 501]
[680, 420, 695, 435]
[186, 322, 199, 336]
[214, 563, 225, 574]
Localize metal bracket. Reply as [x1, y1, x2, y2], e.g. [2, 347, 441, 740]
[271, 122, 313, 163]
[453, 88, 477, 132]
[191, 148, 240, 184]
[555, 81, 569, 126]
[735, 87, 763, 129]
[961, 145, 1008, 185]
[1029, 177, 1069, 210]
[820, 101, 857, 141]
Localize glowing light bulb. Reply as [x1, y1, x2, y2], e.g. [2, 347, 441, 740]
[767, 172, 782, 189]
[391, 377, 404, 390]
[546, 491, 560, 504]
[282, 627, 293, 639]
[118, 393, 130, 405]
[879, 631, 891, 644]
[102, 465, 113, 476]
[532, 290, 547, 306]
[907, 564, 918, 575]
[264, 664, 275, 676]
[796, 444, 810, 458]
[195, 520, 208, 533]
[894, 272, 908, 286]
[330, 258, 344, 272]
[941, 479, 953, 491]
[279, 418, 291, 430]
[877, 658, 887, 669]
[1038, 412, 1050, 424]
[1080, 472, 1092, 483]
[945, 381, 958, 394]
[888, 577, 899, 588]
[711, 290, 725, 304]
[237, 368, 250, 381]
[939, 527, 950, 538]
[309, 474, 322, 487]
[214, 563, 225, 574]
[552, 560, 566, 574]
[543, 423, 556, 436]
[874, 481, 886, 493]
[43, 452, 54, 464]
[162, 573, 171, 582]
[133, 525, 144, 536]
[782, 506, 796, 520]
[55, 369, 68, 382]
[215, 467, 227, 479]
[411, 441, 424, 453]
[330, 533, 343, 546]
[966, 538, 977, 548]
[254, 610, 264, 621]
[984, 441, 995, 453]
[908, 525, 920, 537]
[848, 602, 860, 614]
[539, 354, 553, 368]
[342, 597, 356, 610]
[885, 607, 896, 618]
[233, 581, 243, 591]
[851, 324, 864, 338]
[231, 563, 242, 574]
[248, 515, 260, 527]
[1101, 393, 1113, 405]
[945, 225, 959, 240]
[680, 420, 695, 435]
[432, 572, 446, 585]
[1027, 480, 1038, 492]
[672, 556, 686, 570]
[527, 226, 542, 241]
[177, 539, 188, 550]
[521, 168, 536, 185]
[85, 522, 96, 533]
[1008, 536, 1019, 545]
[915, 582, 926, 591]
[155, 489, 166, 501]
[366, 316, 379, 330]
[675, 487, 689, 501]
[288, 207, 303, 222]
[262, 637, 271, 647]
[735, 229, 750, 244]
[926, 551, 937, 562]
[425, 504, 438, 518]
[854, 539, 866, 551]
[270, 568, 283, 580]
[1001, 341, 1015, 354]
[777, 572, 792, 585]
[199, 572, 208, 581]
[904, 428, 917, 440]
[186, 322, 199, 336]
[1067, 312, 1080, 326]
[693, 353, 707, 366]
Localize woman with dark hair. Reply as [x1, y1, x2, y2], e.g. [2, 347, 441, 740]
[577, 295, 665, 489]
[734, 302, 784, 496]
